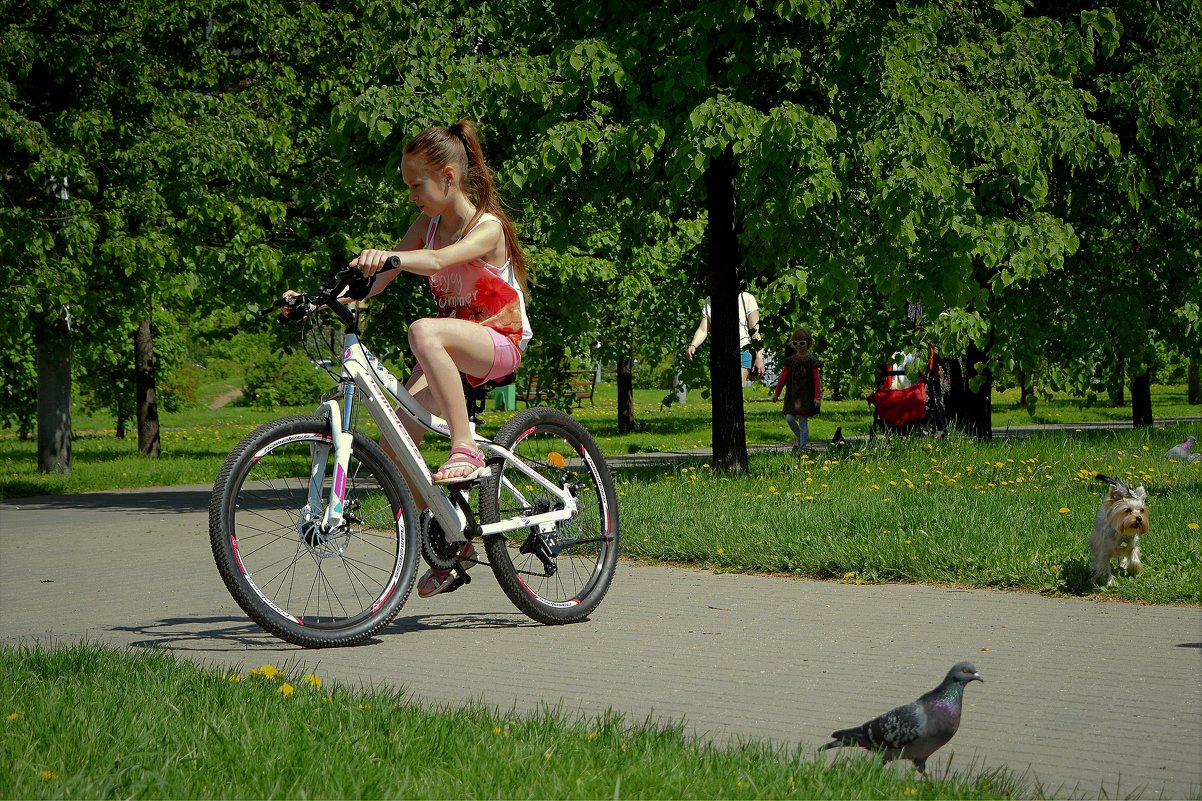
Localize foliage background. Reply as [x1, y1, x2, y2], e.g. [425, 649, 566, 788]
[2, 0, 1199, 451]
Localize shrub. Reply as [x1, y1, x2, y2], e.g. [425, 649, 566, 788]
[242, 349, 333, 408]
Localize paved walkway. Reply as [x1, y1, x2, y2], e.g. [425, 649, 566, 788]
[2, 483, 1199, 799]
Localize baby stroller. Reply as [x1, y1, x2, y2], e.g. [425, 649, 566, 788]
[867, 343, 948, 437]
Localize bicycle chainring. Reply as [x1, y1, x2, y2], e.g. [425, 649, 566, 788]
[420, 511, 460, 571]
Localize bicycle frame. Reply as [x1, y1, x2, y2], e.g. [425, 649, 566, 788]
[307, 327, 580, 544]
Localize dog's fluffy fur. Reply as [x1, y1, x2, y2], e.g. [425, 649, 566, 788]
[1089, 474, 1149, 586]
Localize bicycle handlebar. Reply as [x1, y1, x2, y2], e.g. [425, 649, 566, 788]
[267, 256, 403, 331]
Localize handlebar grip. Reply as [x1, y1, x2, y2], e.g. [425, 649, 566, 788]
[344, 256, 403, 300]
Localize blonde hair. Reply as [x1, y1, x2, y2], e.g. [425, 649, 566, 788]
[404, 119, 529, 292]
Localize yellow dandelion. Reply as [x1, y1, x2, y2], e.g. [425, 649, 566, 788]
[227, 673, 243, 683]
[39, 770, 57, 781]
[258, 663, 280, 679]
[304, 673, 322, 689]
[7, 711, 23, 721]
[1188, 522, 1199, 531]
[716, 547, 725, 555]
[278, 682, 295, 697]
[1059, 507, 1071, 514]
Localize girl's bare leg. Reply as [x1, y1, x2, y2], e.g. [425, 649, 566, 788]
[407, 317, 497, 482]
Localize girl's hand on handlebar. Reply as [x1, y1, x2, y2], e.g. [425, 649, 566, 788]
[278, 290, 314, 321]
[350, 249, 399, 278]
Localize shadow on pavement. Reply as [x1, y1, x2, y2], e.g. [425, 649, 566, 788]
[4, 486, 212, 515]
[388, 611, 538, 633]
[113, 615, 285, 651]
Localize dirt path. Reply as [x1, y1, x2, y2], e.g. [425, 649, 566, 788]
[207, 387, 243, 409]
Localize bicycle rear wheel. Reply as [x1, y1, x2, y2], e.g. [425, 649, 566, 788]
[479, 407, 620, 624]
[209, 416, 419, 647]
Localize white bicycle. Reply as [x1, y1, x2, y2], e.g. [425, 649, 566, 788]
[208, 265, 620, 647]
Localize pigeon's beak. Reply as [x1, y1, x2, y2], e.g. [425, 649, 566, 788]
[971, 673, 983, 683]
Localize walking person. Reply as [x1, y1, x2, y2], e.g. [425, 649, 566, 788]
[685, 290, 765, 383]
[773, 327, 822, 450]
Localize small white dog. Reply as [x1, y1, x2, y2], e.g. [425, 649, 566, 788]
[1090, 474, 1149, 586]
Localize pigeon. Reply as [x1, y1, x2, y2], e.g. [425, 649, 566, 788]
[819, 662, 983, 775]
[1163, 436, 1199, 462]
[830, 426, 848, 448]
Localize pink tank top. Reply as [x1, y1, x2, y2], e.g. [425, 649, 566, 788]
[424, 216, 532, 351]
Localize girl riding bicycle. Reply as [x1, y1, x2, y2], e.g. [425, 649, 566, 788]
[326, 120, 531, 597]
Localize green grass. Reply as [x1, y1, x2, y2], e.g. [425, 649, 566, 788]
[616, 428, 1202, 605]
[5, 381, 1199, 497]
[0, 641, 1032, 800]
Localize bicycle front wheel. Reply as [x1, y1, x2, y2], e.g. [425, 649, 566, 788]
[209, 416, 419, 647]
[479, 407, 620, 624]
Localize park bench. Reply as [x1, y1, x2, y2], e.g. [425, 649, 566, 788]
[518, 369, 597, 408]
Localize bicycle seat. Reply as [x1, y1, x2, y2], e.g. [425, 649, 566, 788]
[462, 372, 516, 423]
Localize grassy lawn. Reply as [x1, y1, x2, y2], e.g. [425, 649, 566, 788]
[0, 642, 1031, 800]
[3, 381, 1198, 497]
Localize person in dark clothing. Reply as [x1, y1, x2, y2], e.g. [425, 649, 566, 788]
[772, 327, 822, 450]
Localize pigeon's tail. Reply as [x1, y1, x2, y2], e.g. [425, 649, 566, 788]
[820, 727, 868, 751]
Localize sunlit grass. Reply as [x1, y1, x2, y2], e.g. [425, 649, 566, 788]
[0, 641, 1033, 800]
[616, 428, 1202, 605]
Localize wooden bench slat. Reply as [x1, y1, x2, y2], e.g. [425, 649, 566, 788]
[518, 369, 597, 408]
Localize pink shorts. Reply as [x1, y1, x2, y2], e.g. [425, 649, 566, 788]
[412, 328, 522, 388]
[468, 329, 522, 387]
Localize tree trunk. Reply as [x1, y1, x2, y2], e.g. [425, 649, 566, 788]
[135, 317, 161, 457]
[704, 146, 747, 473]
[1189, 361, 1200, 405]
[963, 337, 993, 440]
[36, 317, 72, 474]
[1111, 355, 1124, 407]
[1131, 369, 1153, 427]
[616, 355, 635, 434]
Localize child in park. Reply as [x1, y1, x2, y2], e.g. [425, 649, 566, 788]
[334, 119, 532, 597]
[773, 327, 822, 450]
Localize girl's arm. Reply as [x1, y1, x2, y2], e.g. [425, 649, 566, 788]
[812, 364, 822, 408]
[351, 215, 505, 295]
[773, 363, 790, 399]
